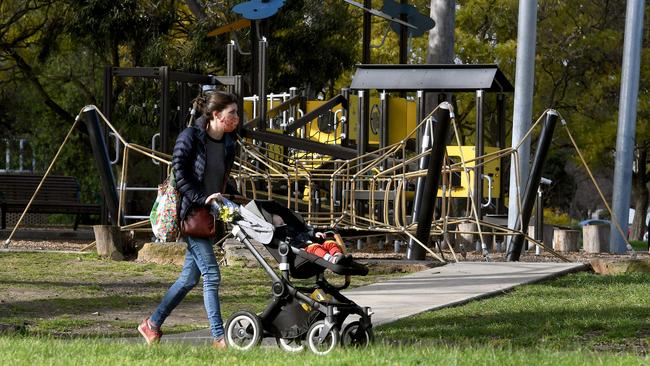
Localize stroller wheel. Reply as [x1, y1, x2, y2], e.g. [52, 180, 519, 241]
[341, 321, 373, 347]
[276, 337, 304, 352]
[225, 310, 263, 351]
[306, 320, 339, 355]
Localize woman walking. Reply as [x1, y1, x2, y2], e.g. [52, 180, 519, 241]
[138, 91, 240, 349]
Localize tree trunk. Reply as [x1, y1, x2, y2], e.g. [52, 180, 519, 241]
[630, 186, 648, 241]
[425, 0, 456, 111]
[631, 147, 649, 240]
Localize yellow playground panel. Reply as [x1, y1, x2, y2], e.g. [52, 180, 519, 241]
[295, 95, 417, 147]
[346, 94, 417, 146]
[243, 95, 417, 146]
[303, 100, 345, 144]
[443, 146, 501, 199]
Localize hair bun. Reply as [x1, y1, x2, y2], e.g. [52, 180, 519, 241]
[192, 95, 207, 116]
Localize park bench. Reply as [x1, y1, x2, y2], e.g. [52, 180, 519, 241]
[0, 173, 101, 230]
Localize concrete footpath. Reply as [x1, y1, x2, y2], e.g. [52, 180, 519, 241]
[157, 261, 587, 344]
[344, 261, 587, 326]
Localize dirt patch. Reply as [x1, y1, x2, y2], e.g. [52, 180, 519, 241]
[4, 239, 91, 251]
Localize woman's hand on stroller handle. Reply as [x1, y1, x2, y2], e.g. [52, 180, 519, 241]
[205, 193, 224, 205]
[206, 193, 249, 206]
[208, 194, 241, 223]
[208, 193, 237, 209]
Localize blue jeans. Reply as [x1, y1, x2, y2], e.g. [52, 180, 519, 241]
[150, 236, 224, 339]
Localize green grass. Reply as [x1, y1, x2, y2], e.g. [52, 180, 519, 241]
[378, 272, 650, 354]
[0, 336, 647, 366]
[1, 252, 649, 364]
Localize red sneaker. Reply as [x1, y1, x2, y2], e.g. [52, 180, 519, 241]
[213, 337, 227, 350]
[138, 318, 162, 345]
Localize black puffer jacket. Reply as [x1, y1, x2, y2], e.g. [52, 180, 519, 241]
[172, 116, 238, 220]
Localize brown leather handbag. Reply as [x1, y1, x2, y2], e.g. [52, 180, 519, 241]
[181, 206, 216, 238]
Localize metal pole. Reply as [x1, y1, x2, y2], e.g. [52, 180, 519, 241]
[289, 87, 298, 125]
[496, 93, 506, 214]
[507, 110, 558, 261]
[610, 0, 645, 253]
[357, 90, 367, 156]
[341, 87, 350, 147]
[102, 66, 114, 225]
[362, 0, 371, 64]
[475, 90, 484, 219]
[507, 0, 537, 242]
[160, 66, 170, 182]
[361, 0, 371, 158]
[234, 75, 243, 126]
[535, 186, 543, 255]
[251, 21, 259, 98]
[407, 117, 432, 259]
[411, 103, 452, 260]
[258, 37, 268, 130]
[226, 40, 236, 94]
[399, 0, 408, 65]
[179, 82, 189, 127]
[380, 90, 389, 168]
[415, 90, 425, 155]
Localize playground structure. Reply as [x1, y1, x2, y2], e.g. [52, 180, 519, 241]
[2, 2, 640, 263]
[3, 58, 636, 262]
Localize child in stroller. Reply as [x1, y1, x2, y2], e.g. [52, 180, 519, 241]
[212, 196, 373, 354]
[270, 212, 350, 265]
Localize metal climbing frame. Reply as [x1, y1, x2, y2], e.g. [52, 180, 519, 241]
[349, 63, 513, 259]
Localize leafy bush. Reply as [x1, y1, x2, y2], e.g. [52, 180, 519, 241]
[543, 208, 574, 227]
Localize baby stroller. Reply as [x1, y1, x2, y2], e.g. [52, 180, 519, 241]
[215, 198, 373, 354]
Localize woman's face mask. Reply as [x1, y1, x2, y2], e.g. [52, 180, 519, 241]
[220, 103, 239, 132]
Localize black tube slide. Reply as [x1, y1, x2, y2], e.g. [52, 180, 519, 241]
[507, 110, 558, 261]
[81, 106, 121, 225]
[411, 103, 452, 259]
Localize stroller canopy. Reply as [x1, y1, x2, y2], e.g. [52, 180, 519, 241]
[236, 201, 276, 244]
